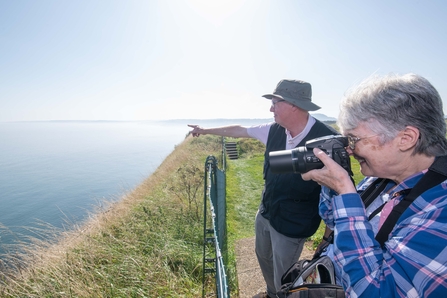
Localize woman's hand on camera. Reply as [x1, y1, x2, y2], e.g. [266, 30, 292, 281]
[301, 148, 356, 195]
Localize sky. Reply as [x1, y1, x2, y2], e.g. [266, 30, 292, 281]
[1, 0, 447, 122]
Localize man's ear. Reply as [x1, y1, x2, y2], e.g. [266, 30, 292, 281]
[398, 126, 420, 151]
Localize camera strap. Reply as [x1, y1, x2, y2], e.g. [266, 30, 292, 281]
[361, 178, 389, 210]
[375, 155, 447, 247]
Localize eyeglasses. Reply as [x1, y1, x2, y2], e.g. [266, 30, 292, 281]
[347, 134, 379, 150]
[271, 99, 285, 107]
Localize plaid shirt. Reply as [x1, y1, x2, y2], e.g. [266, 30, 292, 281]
[319, 173, 447, 297]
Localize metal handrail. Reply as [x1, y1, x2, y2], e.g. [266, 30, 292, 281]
[202, 155, 229, 297]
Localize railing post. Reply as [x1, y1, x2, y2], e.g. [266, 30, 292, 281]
[202, 155, 229, 298]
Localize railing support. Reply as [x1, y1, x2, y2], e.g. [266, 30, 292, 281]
[202, 155, 229, 298]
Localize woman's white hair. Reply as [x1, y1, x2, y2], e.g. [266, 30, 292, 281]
[337, 73, 447, 156]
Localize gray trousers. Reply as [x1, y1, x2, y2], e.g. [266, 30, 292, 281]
[255, 210, 306, 297]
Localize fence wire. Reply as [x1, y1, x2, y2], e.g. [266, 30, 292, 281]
[202, 155, 229, 298]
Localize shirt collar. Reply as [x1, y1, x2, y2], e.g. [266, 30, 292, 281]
[284, 116, 316, 149]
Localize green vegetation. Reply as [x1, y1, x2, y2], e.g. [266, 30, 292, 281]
[0, 135, 223, 297]
[0, 132, 363, 297]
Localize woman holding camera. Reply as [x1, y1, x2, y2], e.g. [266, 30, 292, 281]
[302, 73, 447, 297]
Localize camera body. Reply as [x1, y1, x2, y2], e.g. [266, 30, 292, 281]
[269, 135, 352, 174]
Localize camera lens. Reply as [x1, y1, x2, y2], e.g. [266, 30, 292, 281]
[268, 135, 350, 174]
[269, 147, 324, 174]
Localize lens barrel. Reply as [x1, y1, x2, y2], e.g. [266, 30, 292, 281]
[268, 135, 350, 174]
[269, 147, 324, 174]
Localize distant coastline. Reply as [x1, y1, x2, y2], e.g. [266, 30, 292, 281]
[1, 113, 337, 124]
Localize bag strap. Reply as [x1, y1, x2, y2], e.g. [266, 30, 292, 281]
[375, 155, 447, 247]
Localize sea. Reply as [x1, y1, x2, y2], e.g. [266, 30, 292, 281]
[0, 119, 271, 256]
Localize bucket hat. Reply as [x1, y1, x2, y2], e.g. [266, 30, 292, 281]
[262, 79, 321, 111]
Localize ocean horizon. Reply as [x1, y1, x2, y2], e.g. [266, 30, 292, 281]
[0, 118, 275, 255]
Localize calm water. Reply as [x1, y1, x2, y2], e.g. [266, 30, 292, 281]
[0, 119, 271, 254]
[0, 121, 191, 253]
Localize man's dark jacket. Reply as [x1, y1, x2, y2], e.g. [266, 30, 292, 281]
[261, 121, 337, 238]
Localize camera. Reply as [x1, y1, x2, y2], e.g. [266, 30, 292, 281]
[269, 135, 352, 174]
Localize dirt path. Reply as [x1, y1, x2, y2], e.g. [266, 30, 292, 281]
[235, 237, 315, 298]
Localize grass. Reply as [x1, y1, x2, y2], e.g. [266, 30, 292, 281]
[0, 134, 223, 297]
[0, 132, 363, 297]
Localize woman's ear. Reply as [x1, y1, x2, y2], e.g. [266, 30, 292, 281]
[398, 126, 420, 151]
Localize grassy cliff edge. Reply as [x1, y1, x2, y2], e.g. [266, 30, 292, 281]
[1, 135, 225, 297]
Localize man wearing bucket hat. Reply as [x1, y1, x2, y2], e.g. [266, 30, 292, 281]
[188, 79, 336, 298]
